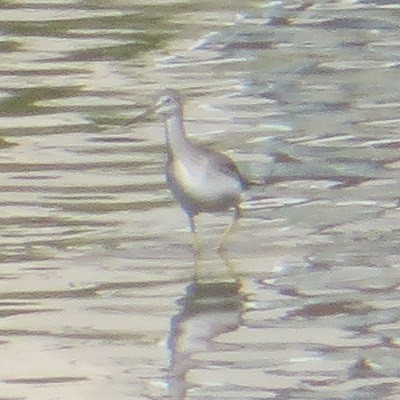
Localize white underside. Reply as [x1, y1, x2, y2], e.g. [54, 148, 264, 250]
[174, 158, 242, 201]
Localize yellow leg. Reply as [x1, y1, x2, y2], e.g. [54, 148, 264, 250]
[188, 214, 202, 255]
[216, 206, 241, 253]
[188, 213, 203, 280]
[193, 231, 202, 256]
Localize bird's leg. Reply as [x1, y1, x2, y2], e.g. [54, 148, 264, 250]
[188, 213, 202, 256]
[216, 206, 241, 254]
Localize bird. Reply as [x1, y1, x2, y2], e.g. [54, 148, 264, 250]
[152, 89, 249, 254]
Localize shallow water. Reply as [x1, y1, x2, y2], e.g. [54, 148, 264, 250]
[1, 1, 400, 399]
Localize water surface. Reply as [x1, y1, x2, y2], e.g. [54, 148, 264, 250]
[1, 1, 400, 399]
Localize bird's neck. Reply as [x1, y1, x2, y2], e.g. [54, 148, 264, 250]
[163, 111, 189, 154]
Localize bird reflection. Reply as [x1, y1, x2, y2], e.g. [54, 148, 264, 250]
[167, 273, 246, 399]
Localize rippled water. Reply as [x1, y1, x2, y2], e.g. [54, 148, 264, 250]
[1, 1, 400, 399]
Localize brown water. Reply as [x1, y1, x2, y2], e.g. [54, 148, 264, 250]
[1, 1, 400, 399]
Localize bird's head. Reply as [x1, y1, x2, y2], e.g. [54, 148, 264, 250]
[153, 89, 183, 119]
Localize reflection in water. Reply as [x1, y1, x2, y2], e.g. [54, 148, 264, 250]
[167, 273, 245, 399]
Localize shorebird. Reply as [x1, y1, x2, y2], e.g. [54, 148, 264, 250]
[153, 89, 249, 253]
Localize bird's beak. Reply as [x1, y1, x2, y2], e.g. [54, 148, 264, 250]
[131, 106, 153, 123]
[131, 95, 163, 124]
[151, 97, 164, 112]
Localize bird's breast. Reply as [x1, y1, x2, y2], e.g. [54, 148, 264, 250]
[172, 157, 242, 201]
